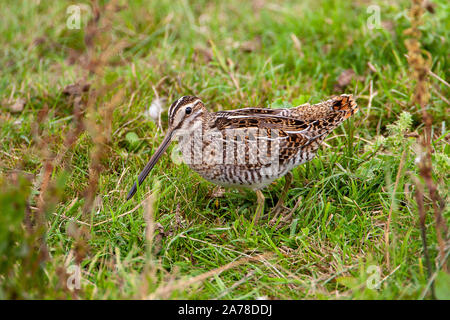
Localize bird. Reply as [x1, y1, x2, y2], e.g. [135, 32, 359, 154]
[126, 94, 358, 224]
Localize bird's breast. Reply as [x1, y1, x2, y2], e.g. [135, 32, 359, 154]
[175, 128, 301, 189]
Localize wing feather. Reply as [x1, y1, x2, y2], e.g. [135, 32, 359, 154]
[211, 111, 316, 165]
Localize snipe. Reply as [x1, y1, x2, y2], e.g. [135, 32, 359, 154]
[126, 95, 358, 224]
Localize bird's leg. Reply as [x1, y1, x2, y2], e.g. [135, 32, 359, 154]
[252, 189, 265, 224]
[270, 172, 293, 221]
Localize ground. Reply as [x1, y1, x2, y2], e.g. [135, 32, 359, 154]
[0, 0, 448, 299]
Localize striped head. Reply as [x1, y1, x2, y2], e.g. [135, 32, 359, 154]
[168, 96, 206, 131]
[126, 95, 205, 200]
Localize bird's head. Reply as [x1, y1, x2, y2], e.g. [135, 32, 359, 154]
[168, 95, 206, 132]
[126, 95, 205, 200]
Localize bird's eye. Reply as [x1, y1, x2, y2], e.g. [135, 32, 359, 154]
[185, 107, 192, 114]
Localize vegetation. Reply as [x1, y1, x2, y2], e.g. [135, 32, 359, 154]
[0, 0, 448, 299]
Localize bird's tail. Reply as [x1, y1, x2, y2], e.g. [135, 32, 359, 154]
[292, 94, 358, 122]
[331, 94, 358, 120]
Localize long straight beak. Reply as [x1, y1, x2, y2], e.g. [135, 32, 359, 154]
[126, 129, 174, 200]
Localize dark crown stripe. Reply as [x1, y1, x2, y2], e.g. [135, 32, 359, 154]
[169, 96, 201, 123]
[169, 96, 186, 122]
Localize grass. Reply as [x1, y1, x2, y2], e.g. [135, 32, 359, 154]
[0, 0, 449, 299]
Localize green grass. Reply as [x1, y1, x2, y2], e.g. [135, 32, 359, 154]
[0, 0, 449, 299]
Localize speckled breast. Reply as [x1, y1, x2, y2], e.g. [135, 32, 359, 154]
[176, 126, 311, 190]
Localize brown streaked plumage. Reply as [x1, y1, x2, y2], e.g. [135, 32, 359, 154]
[126, 94, 358, 224]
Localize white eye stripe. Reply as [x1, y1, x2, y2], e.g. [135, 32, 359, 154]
[169, 97, 201, 121]
[169, 96, 186, 119]
[182, 100, 200, 112]
[175, 100, 200, 117]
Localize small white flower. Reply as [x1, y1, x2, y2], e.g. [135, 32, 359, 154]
[415, 154, 422, 165]
[145, 98, 164, 130]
